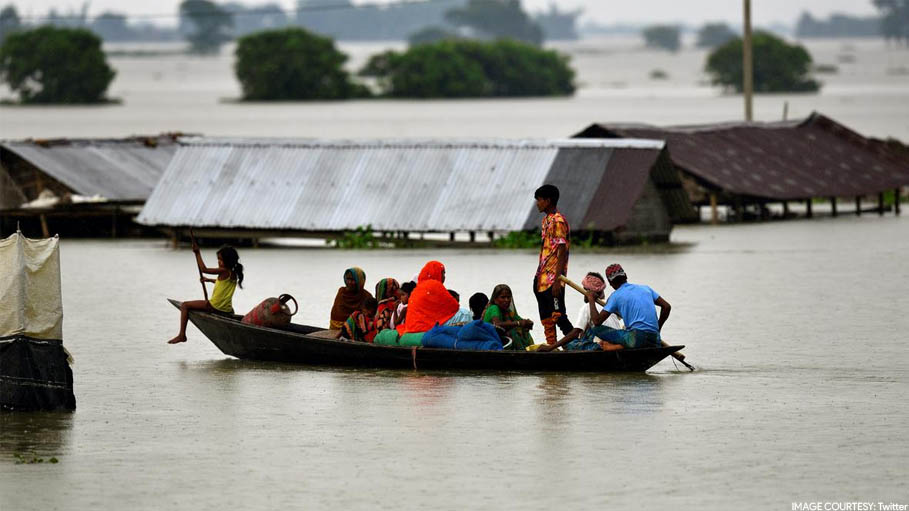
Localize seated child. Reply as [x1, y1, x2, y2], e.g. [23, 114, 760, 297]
[337, 297, 379, 343]
[469, 292, 489, 321]
[389, 281, 416, 329]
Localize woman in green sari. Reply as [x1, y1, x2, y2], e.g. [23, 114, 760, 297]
[482, 284, 534, 350]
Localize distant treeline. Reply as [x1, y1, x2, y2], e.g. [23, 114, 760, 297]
[795, 12, 882, 38]
[0, 0, 580, 44]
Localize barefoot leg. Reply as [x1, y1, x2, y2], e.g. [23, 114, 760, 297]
[168, 300, 209, 344]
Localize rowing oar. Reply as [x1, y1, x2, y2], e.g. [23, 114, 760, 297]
[189, 227, 208, 301]
[558, 275, 695, 371]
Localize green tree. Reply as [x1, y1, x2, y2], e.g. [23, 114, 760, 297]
[873, 0, 909, 44]
[445, 0, 543, 45]
[0, 4, 20, 41]
[180, 0, 233, 54]
[705, 31, 820, 93]
[642, 25, 680, 52]
[696, 23, 736, 48]
[235, 27, 368, 100]
[0, 26, 116, 104]
[360, 39, 574, 98]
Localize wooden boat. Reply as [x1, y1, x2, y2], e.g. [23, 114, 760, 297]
[170, 299, 682, 372]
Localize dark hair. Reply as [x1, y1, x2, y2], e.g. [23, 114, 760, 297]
[468, 292, 488, 320]
[534, 184, 560, 206]
[448, 289, 460, 303]
[611, 275, 627, 286]
[363, 297, 378, 311]
[587, 271, 604, 281]
[401, 281, 417, 294]
[217, 246, 244, 288]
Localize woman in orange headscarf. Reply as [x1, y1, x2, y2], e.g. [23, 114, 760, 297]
[400, 261, 460, 334]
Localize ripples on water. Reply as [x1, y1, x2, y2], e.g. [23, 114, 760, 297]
[2, 216, 908, 509]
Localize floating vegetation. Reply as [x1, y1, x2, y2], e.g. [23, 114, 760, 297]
[813, 64, 839, 74]
[649, 69, 669, 80]
[13, 453, 59, 464]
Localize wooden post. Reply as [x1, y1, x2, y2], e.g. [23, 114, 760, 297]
[806, 199, 813, 218]
[469, 231, 476, 243]
[39, 214, 49, 238]
[782, 201, 789, 217]
[449, 232, 455, 242]
[830, 197, 837, 217]
[895, 188, 902, 215]
[855, 196, 861, 216]
[742, 0, 754, 122]
[111, 206, 118, 238]
[710, 193, 719, 225]
[878, 192, 885, 216]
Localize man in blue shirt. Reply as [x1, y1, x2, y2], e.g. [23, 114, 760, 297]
[542, 263, 671, 351]
[590, 263, 671, 349]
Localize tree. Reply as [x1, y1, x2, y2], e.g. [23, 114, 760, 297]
[0, 26, 116, 103]
[408, 26, 459, 46]
[696, 23, 736, 48]
[91, 12, 134, 41]
[705, 31, 820, 93]
[873, 0, 909, 44]
[234, 27, 368, 100]
[360, 39, 574, 98]
[0, 4, 20, 42]
[445, 0, 543, 46]
[180, 0, 233, 54]
[642, 25, 680, 52]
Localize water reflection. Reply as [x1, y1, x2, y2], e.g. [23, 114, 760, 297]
[0, 411, 74, 458]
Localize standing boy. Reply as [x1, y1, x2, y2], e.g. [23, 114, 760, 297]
[533, 184, 573, 344]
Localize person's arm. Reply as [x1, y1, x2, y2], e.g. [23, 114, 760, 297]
[536, 328, 582, 352]
[589, 291, 613, 326]
[193, 246, 228, 277]
[551, 244, 567, 297]
[655, 296, 671, 330]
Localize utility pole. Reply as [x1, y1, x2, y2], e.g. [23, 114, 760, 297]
[743, 0, 754, 121]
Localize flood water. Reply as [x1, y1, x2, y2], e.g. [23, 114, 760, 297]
[1, 36, 908, 140]
[2, 216, 908, 509]
[1, 33, 908, 509]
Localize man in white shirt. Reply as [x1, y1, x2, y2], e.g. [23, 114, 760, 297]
[538, 272, 623, 352]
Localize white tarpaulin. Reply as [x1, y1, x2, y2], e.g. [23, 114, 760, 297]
[0, 231, 63, 340]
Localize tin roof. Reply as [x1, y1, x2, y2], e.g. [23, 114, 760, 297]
[0, 136, 179, 201]
[575, 113, 909, 200]
[138, 138, 684, 233]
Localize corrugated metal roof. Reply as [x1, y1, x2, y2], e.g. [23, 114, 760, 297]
[575, 112, 909, 200]
[138, 138, 670, 233]
[0, 136, 178, 201]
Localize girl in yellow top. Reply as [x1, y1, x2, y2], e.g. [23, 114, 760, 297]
[168, 243, 244, 344]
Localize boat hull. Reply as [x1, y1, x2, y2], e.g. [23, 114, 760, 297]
[171, 300, 681, 372]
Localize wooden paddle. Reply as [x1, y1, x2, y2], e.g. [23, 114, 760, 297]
[558, 275, 694, 371]
[189, 228, 208, 301]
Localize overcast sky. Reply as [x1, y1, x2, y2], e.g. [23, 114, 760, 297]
[12, 0, 881, 27]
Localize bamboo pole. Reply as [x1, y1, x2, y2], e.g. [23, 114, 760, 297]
[743, 0, 754, 122]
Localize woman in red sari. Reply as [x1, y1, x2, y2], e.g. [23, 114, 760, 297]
[400, 261, 460, 334]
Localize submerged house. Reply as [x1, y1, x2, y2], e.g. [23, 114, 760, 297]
[0, 135, 179, 237]
[137, 137, 696, 244]
[574, 112, 909, 221]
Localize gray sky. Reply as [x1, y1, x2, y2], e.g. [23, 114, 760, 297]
[12, 0, 881, 27]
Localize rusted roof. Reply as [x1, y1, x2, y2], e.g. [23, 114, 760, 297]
[0, 135, 179, 201]
[575, 112, 909, 200]
[138, 138, 691, 233]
